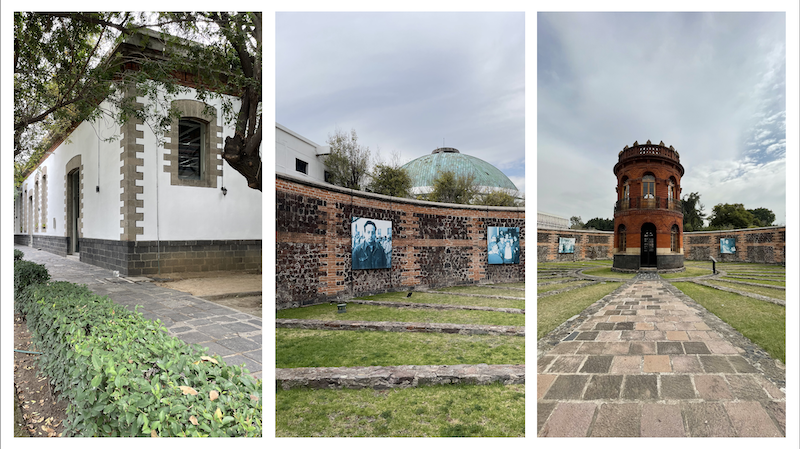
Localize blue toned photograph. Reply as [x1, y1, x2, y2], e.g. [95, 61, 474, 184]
[558, 237, 576, 254]
[488, 226, 520, 265]
[720, 238, 736, 254]
[351, 217, 392, 269]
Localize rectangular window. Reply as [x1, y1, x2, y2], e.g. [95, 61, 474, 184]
[324, 170, 332, 183]
[296, 158, 308, 174]
[178, 119, 203, 180]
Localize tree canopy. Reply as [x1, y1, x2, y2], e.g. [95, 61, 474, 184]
[14, 12, 262, 190]
[584, 217, 614, 231]
[681, 192, 706, 231]
[708, 203, 754, 229]
[748, 207, 776, 227]
[324, 128, 371, 190]
[569, 216, 585, 229]
[368, 164, 412, 198]
[427, 171, 478, 205]
[472, 190, 521, 207]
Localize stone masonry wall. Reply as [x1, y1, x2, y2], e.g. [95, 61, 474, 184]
[536, 226, 785, 264]
[276, 173, 525, 310]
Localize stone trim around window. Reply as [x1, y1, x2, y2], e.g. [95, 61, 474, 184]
[163, 99, 223, 188]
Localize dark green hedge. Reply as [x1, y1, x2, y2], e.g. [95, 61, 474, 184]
[14, 262, 262, 437]
[14, 249, 24, 261]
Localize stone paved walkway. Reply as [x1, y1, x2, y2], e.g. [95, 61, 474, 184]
[15, 246, 262, 379]
[538, 279, 785, 437]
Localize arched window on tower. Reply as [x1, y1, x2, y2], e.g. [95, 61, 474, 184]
[642, 174, 655, 198]
[619, 224, 627, 252]
[671, 224, 679, 252]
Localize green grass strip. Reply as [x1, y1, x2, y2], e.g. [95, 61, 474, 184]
[364, 291, 525, 310]
[581, 267, 637, 279]
[659, 267, 714, 279]
[537, 280, 591, 294]
[672, 282, 785, 363]
[276, 383, 524, 437]
[276, 329, 525, 368]
[704, 280, 786, 300]
[493, 282, 525, 288]
[721, 277, 785, 287]
[276, 303, 524, 326]
[435, 286, 525, 297]
[537, 282, 623, 339]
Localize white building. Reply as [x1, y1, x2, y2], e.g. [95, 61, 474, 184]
[275, 123, 330, 183]
[15, 34, 262, 276]
[537, 211, 570, 229]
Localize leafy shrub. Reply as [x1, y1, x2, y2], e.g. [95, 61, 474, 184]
[14, 260, 50, 314]
[14, 249, 24, 261]
[21, 281, 262, 437]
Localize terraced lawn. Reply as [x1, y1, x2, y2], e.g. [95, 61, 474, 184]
[704, 280, 786, 300]
[276, 302, 524, 326]
[537, 280, 592, 294]
[435, 286, 525, 298]
[658, 266, 713, 279]
[363, 291, 525, 310]
[276, 383, 524, 437]
[721, 276, 785, 287]
[276, 329, 525, 368]
[581, 267, 637, 279]
[537, 282, 623, 339]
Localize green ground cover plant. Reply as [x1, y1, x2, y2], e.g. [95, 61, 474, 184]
[659, 267, 713, 279]
[15, 261, 261, 437]
[580, 267, 637, 279]
[276, 329, 524, 368]
[276, 383, 524, 437]
[704, 280, 786, 300]
[365, 291, 525, 309]
[435, 286, 525, 298]
[673, 282, 785, 363]
[537, 282, 623, 339]
[276, 303, 524, 326]
[537, 280, 593, 294]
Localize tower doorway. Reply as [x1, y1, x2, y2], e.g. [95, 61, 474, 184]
[640, 223, 656, 267]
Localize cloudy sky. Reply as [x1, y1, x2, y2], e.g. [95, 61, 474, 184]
[276, 12, 526, 196]
[538, 12, 787, 226]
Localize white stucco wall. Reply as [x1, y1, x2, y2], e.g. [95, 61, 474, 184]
[16, 102, 123, 240]
[275, 123, 329, 183]
[16, 91, 262, 243]
[136, 89, 262, 241]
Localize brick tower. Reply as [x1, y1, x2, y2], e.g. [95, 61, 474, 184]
[612, 140, 684, 272]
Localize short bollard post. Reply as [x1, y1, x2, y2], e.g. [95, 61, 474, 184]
[337, 303, 347, 313]
[709, 256, 717, 274]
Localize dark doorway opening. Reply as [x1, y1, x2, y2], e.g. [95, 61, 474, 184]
[67, 169, 80, 254]
[641, 223, 656, 267]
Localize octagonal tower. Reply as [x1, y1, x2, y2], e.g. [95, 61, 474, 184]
[612, 140, 685, 272]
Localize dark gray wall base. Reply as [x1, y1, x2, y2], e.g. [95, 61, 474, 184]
[613, 254, 640, 270]
[14, 234, 68, 257]
[14, 234, 31, 246]
[657, 254, 685, 270]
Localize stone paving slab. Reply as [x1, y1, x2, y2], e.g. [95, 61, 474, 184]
[276, 364, 524, 390]
[538, 278, 786, 437]
[15, 245, 262, 379]
[277, 318, 524, 337]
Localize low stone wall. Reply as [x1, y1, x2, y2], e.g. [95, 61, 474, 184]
[276, 318, 525, 337]
[536, 226, 786, 265]
[276, 364, 525, 390]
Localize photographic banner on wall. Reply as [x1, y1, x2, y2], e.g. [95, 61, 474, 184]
[558, 237, 576, 254]
[720, 238, 736, 254]
[351, 217, 392, 269]
[487, 226, 520, 264]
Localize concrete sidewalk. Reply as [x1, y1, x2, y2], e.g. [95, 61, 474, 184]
[538, 279, 785, 437]
[15, 245, 262, 379]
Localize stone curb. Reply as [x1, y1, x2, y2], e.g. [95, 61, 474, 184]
[200, 291, 263, 300]
[691, 280, 786, 307]
[481, 285, 525, 291]
[537, 280, 599, 298]
[276, 319, 525, 337]
[713, 278, 785, 290]
[425, 291, 524, 300]
[346, 299, 524, 314]
[276, 364, 525, 390]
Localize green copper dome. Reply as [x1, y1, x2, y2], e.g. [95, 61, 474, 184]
[401, 147, 518, 194]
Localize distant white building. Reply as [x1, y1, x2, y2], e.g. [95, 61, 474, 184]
[538, 211, 569, 229]
[275, 123, 330, 183]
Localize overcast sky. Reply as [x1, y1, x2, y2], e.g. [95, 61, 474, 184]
[538, 12, 787, 226]
[276, 12, 526, 196]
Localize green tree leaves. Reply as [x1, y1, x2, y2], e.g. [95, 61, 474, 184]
[324, 128, 371, 190]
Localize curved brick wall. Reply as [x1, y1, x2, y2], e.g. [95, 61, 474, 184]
[537, 226, 785, 265]
[276, 173, 525, 310]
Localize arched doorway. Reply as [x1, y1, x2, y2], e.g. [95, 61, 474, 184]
[641, 223, 656, 267]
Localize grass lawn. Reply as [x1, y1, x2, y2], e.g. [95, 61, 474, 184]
[538, 260, 611, 270]
[276, 329, 525, 368]
[366, 291, 525, 309]
[672, 282, 785, 363]
[659, 266, 713, 279]
[704, 280, 786, 300]
[276, 302, 524, 326]
[276, 383, 524, 437]
[581, 267, 637, 279]
[537, 280, 591, 294]
[493, 282, 525, 288]
[722, 276, 785, 287]
[537, 276, 574, 282]
[435, 286, 525, 298]
[537, 282, 623, 339]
